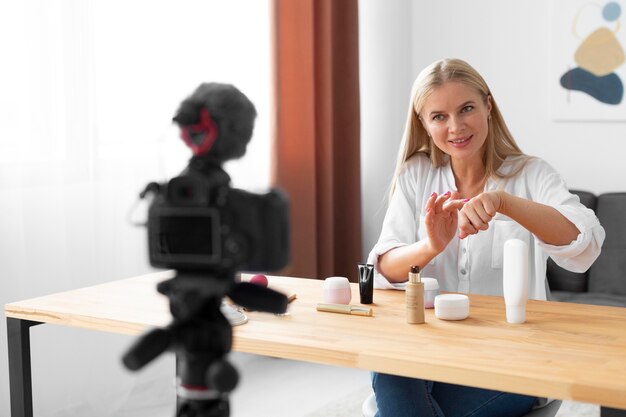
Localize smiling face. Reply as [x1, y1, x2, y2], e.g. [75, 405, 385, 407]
[420, 81, 492, 166]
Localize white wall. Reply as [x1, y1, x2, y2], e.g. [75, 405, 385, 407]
[360, 0, 626, 258]
[359, 0, 415, 259]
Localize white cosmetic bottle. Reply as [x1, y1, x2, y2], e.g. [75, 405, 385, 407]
[503, 238, 529, 324]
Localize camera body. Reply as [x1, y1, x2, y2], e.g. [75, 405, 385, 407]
[147, 169, 289, 273]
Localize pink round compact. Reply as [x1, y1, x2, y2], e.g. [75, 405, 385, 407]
[323, 276, 352, 304]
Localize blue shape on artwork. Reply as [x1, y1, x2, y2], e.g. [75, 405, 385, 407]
[560, 67, 624, 105]
[603, 2, 622, 21]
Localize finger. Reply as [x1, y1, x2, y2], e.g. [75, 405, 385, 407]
[458, 211, 478, 237]
[482, 195, 498, 217]
[434, 190, 452, 212]
[443, 198, 467, 212]
[424, 192, 437, 214]
[473, 202, 494, 225]
[462, 206, 489, 231]
[459, 223, 479, 237]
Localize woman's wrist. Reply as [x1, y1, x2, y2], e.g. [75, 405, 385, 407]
[420, 238, 442, 261]
[495, 190, 508, 214]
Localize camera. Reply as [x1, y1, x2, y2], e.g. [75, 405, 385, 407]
[142, 81, 290, 275]
[123, 83, 290, 417]
[147, 171, 289, 273]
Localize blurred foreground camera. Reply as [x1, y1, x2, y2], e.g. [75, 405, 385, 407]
[123, 83, 290, 417]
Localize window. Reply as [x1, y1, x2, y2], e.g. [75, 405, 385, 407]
[0, 0, 272, 189]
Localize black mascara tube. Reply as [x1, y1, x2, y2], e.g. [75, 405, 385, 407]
[358, 263, 374, 304]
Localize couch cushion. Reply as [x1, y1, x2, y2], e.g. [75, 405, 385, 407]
[546, 190, 596, 292]
[588, 193, 626, 296]
[546, 259, 588, 292]
[550, 291, 626, 308]
[575, 190, 597, 210]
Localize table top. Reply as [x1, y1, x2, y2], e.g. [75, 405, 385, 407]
[5, 270, 626, 409]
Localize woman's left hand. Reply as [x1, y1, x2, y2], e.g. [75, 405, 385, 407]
[458, 191, 503, 239]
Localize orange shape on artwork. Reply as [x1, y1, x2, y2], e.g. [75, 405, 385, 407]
[575, 27, 625, 76]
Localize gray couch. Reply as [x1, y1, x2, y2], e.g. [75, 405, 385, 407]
[548, 191, 626, 307]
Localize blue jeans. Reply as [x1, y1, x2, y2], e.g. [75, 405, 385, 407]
[372, 372, 536, 417]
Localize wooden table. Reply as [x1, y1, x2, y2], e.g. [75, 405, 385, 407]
[5, 270, 626, 416]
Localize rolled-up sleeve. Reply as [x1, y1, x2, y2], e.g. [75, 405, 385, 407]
[531, 161, 605, 272]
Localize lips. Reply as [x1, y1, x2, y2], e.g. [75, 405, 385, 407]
[448, 134, 473, 147]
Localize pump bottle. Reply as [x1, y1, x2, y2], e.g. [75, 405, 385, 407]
[406, 265, 425, 324]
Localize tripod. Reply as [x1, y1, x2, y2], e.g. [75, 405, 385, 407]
[123, 271, 288, 417]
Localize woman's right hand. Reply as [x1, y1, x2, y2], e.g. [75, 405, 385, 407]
[423, 191, 466, 253]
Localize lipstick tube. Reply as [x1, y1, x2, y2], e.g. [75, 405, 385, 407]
[316, 303, 373, 316]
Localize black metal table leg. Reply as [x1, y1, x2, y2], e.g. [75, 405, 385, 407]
[7, 318, 42, 417]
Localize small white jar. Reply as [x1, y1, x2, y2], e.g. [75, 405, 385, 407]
[422, 278, 440, 309]
[434, 294, 470, 320]
[323, 276, 352, 304]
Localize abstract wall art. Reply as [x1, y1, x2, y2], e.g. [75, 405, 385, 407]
[551, 0, 626, 120]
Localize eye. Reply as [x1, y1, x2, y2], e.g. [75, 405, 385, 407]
[432, 114, 445, 122]
[461, 105, 474, 113]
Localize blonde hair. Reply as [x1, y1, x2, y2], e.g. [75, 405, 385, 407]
[389, 58, 527, 199]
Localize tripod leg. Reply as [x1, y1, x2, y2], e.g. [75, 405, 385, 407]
[176, 354, 180, 412]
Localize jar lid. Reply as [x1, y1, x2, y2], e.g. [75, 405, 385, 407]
[421, 277, 439, 290]
[434, 294, 470, 320]
[435, 293, 469, 307]
[323, 276, 350, 289]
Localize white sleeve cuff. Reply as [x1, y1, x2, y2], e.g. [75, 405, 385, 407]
[367, 242, 409, 290]
[537, 205, 605, 273]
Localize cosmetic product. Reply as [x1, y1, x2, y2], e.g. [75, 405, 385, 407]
[406, 265, 425, 324]
[503, 238, 529, 324]
[434, 294, 469, 320]
[422, 278, 440, 308]
[316, 303, 373, 317]
[322, 277, 352, 304]
[249, 274, 268, 287]
[358, 263, 374, 304]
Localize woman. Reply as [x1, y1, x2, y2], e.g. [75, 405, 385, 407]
[368, 59, 605, 417]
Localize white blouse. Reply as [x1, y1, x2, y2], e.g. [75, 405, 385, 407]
[368, 154, 605, 300]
